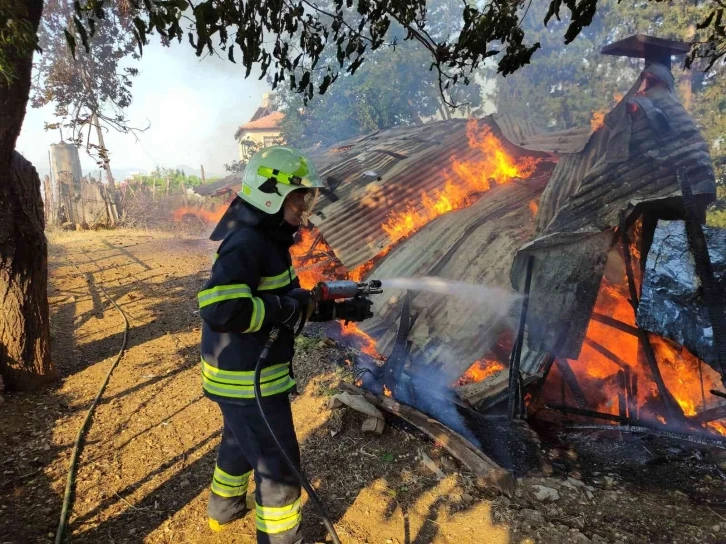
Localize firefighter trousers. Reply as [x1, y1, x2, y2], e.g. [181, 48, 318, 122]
[208, 395, 303, 544]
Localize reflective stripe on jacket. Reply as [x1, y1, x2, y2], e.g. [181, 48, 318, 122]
[199, 200, 301, 403]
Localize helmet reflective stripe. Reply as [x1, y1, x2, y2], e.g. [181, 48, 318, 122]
[239, 146, 325, 215]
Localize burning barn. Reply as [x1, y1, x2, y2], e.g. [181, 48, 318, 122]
[288, 35, 725, 447]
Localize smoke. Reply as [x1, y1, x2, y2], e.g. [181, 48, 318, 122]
[356, 277, 525, 458]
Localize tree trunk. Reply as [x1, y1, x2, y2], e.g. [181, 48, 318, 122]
[0, 154, 56, 390]
[91, 112, 119, 224]
[92, 112, 115, 189]
[0, 0, 57, 390]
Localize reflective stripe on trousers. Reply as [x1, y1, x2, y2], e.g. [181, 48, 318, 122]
[209, 398, 303, 544]
[256, 497, 302, 534]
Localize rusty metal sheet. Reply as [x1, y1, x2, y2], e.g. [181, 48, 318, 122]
[510, 230, 615, 360]
[509, 63, 717, 367]
[536, 64, 716, 234]
[358, 173, 551, 378]
[313, 118, 550, 270]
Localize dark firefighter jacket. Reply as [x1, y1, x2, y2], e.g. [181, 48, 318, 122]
[199, 197, 300, 403]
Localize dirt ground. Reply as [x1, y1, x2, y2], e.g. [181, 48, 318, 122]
[1, 229, 726, 544]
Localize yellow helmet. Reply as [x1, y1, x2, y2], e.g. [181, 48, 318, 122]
[240, 146, 324, 216]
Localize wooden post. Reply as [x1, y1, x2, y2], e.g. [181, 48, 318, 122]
[554, 358, 588, 409]
[620, 216, 683, 423]
[617, 370, 627, 421]
[508, 255, 534, 420]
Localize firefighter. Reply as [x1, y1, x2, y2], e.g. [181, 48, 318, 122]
[198, 146, 324, 543]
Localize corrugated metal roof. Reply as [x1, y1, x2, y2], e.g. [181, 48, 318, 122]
[514, 127, 594, 155]
[312, 117, 551, 270]
[357, 171, 552, 379]
[490, 112, 543, 147]
[512, 63, 718, 365]
[193, 174, 241, 196]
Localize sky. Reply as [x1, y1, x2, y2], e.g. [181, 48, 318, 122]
[17, 38, 270, 179]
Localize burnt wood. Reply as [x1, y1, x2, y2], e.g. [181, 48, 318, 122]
[545, 403, 628, 424]
[554, 358, 588, 409]
[678, 168, 726, 380]
[340, 382, 516, 496]
[508, 255, 534, 420]
[590, 312, 640, 337]
[620, 217, 685, 423]
[383, 291, 412, 393]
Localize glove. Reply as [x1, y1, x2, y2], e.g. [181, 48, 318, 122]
[278, 296, 302, 330]
[334, 298, 374, 323]
[309, 300, 335, 322]
[277, 289, 311, 330]
[286, 288, 311, 308]
[286, 288, 314, 321]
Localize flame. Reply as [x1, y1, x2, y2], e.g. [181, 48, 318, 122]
[455, 359, 505, 387]
[336, 321, 381, 359]
[381, 120, 539, 245]
[290, 228, 346, 289]
[707, 421, 726, 436]
[172, 206, 226, 224]
[529, 199, 539, 217]
[383, 385, 392, 397]
[551, 235, 726, 436]
[650, 335, 725, 418]
[591, 111, 606, 132]
[590, 93, 627, 132]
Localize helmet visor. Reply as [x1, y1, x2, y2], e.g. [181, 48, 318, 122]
[300, 188, 319, 226]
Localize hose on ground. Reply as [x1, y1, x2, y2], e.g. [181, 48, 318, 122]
[55, 256, 130, 544]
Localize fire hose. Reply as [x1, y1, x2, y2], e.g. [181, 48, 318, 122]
[253, 280, 382, 544]
[56, 256, 130, 544]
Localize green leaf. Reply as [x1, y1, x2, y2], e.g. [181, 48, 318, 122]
[381, 453, 394, 462]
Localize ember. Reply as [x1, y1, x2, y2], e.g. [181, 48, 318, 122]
[383, 384, 393, 397]
[528, 199, 539, 217]
[381, 120, 540, 244]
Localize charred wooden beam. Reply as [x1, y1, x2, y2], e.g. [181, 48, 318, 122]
[590, 312, 640, 337]
[554, 358, 588, 409]
[618, 370, 628, 420]
[383, 291, 412, 393]
[545, 403, 628, 424]
[508, 255, 534, 421]
[339, 382, 515, 496]
[526, 354, 556, 410]
[567, 423, 726, 450]
[690, 405, 726, 424]
[582, 338, 629, 369]
[620, 217, 684, 423]
[711, 390, 726, 400]
[679, 168, 726, 380]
